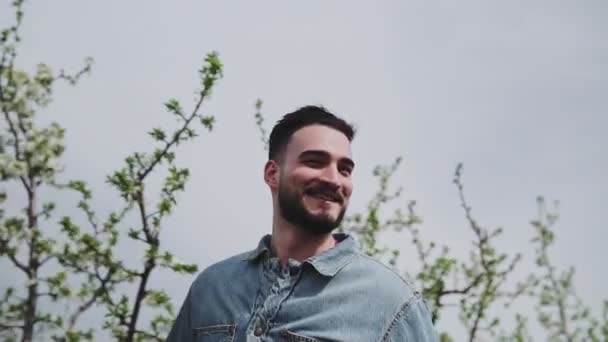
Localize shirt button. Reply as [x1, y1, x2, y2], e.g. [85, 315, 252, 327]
[254, 326, 264, 337]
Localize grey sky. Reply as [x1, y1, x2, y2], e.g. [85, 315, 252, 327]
[4, 0, 607, 339]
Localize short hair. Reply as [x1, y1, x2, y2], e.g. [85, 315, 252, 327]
[268, 105, 355, 161]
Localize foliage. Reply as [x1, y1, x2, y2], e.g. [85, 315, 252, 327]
[524, 197, 608, 341]
[0, 1, 223, 341]
[0, 1, 93, 340]
[99, 49, 222, 342]
[2, 1, 606, 341]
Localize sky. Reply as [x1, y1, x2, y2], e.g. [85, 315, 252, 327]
[2, 0, 607, 340]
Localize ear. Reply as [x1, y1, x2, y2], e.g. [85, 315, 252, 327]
[264, 160, 279, 189]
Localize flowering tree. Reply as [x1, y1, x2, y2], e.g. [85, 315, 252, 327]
[1, 1, 606, 341]
[0, 1, 222, 341]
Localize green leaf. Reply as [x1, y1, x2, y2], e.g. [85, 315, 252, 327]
[149, 128, 166, 141]
[127, 228, 139, 240]
[158, 199, 172, 216]
[164, 99, 181, 114]
[200, 116, 215, 131]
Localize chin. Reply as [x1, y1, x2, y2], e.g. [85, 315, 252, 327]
[307, 208, 339, 220]
[314, 214, 337, 224]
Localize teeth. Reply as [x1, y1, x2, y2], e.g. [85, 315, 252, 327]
[313, 193, 336, 202]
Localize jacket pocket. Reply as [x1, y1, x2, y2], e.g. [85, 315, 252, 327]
[193, 324, 236, 342]
[279, 330, 322, 342]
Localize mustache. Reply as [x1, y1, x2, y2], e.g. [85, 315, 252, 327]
[304, 186, 343, 204]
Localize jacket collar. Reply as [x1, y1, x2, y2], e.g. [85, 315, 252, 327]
[243, 233, 357, 277]
[243, 234, 272, 261]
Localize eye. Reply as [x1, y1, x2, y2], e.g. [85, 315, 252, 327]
[303, 159, 324, 168]
[339, 166, 353, 177]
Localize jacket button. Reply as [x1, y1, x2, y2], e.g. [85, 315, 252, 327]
[254, 326, 264, 337]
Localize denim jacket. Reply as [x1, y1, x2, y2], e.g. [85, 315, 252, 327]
[167, 234, 437, 341]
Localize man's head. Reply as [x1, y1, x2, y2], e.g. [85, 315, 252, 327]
[264, 105, 356, 236]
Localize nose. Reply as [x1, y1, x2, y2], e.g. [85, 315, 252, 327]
[318, 165, 341, 190]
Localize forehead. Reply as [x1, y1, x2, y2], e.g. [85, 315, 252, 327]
[285, 124, 352, 160]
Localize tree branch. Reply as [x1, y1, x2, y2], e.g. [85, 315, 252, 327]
[0, 322, 24, 330]
[0, 238, 30, 276]
[135, 191, 153, 242]
[54, 60, 92, 86]
[66, 268, 114, 332]
[454, 164, 488, 268]
[137, 89, 209, 181]
[125, 260, 154, 341]
[440, 273, 484, 296]
[134, 328, 163, 342]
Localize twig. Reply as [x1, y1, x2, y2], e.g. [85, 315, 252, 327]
[0, 238, 29, 275]
[137, 89, 209, 181]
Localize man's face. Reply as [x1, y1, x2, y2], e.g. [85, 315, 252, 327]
[276, 125, 354, 235]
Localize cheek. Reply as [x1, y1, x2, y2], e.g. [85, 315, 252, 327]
[281, 174, 308, 194]
[342, 180, 353, 198]
[290, 169, 319, 187]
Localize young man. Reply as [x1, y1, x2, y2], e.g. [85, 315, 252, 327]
[167, 106, 437, 341]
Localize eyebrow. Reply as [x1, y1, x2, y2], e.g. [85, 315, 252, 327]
[298, 150, 355, 170]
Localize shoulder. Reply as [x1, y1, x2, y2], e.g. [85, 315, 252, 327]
[330, 249, 421, 315]
[344, 253, 437, 340]
[190, 250, 253, 291]
[346, 251, 419, 299]
[335, 252, 436, 339]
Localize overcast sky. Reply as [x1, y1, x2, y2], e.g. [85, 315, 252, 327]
[3, 0, 607, 339]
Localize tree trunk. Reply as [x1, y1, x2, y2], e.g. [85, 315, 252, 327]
[22, 182, 38, 342]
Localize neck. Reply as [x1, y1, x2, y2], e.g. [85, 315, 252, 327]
[271, 216, 335, 266]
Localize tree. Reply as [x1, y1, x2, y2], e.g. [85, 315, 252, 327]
[0, 1, 92, 339]
[2, 1, 606, 341]
[0, 1, 222, 341]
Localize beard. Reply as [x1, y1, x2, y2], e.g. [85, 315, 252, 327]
[278, 182, 347, 236]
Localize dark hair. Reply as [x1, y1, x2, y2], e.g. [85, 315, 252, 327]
[268, 105, 355, 161]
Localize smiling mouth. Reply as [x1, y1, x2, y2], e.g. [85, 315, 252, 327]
[306, 190, 342, 204]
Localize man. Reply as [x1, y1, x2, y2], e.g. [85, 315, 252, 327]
[167, 106, 437, 341]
